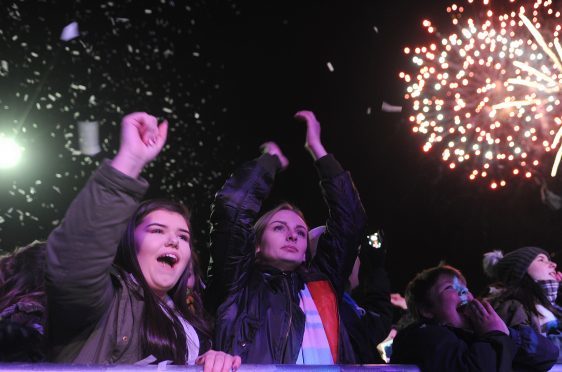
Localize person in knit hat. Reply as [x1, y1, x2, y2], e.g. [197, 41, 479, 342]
[484, 247, 550, 286]
[483, 247, 562, 364]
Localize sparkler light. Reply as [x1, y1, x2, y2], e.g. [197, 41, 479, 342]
[401, 0, 562, 189]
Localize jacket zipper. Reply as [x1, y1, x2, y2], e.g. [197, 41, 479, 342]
[280, 273, 293, 362]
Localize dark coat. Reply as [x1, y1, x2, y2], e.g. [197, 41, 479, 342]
[205, 153, 367, 364]
[45, 161, 209, 364]
[342, 245, 393, 364]
[391, 320, 516, 372]
[46, 161, 149, 363]
[489, 295, 560, 369]
[0, 301, 46, 362]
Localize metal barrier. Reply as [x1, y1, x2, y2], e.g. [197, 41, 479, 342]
[0, 364, 419, 371]
[5, 365, 562, 371]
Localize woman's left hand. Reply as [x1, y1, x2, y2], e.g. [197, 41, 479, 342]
[195, 350, 242, 372]
[295, 110, 327, 160]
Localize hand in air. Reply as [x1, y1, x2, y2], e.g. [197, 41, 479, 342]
[260, 141, 289, 171]
[294, 110, 327, 160]
[111, 112, 168, 178]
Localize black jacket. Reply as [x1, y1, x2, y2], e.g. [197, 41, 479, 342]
[342, 245, 393, 364]
[391, 320, 516, 372]
[205, 153, 367, 363]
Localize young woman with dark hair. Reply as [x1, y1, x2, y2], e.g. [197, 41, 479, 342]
[391, 264, 558, 371]
[484, 247, 562, 362]
[46, 112, 240, 370]
[0, 241, 47, 361]
[205, 110, 367, 364]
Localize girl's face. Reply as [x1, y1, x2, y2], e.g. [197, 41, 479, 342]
[422, 274, 474, 329]
[134, 209, 191, 298]
[527, 253, 557, 281]
[256, 209, 308, 271]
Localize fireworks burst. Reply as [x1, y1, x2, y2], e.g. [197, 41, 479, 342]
[401, 0, 562, 189]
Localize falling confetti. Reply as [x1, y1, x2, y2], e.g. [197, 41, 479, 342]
[381, 101, 403, 113]
[0, 0, 239, 250]
[60, 21, 80, 42]
[78, 120, 101, 156]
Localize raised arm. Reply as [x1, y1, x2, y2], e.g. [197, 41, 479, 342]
[205, 143, 286, 314]
[46, 113, 167, 337]
[295, 110, 367, 296]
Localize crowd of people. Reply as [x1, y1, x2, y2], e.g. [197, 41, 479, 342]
[1, 111, 562, 371]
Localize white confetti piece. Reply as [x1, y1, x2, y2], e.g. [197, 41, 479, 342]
[60, 21, 80, 41]
[326, 62, 334, 72]
[381, 101, 402, 113]
[78, 121, 101, 156]
[0, 60, 9, 77]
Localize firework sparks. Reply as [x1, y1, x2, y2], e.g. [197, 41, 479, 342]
[401, 0, 562, 188]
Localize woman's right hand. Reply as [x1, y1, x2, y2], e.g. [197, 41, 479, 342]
[463, 298, 509, 336]
[111, 112, 168, 178]
[195, 350, 242, 372]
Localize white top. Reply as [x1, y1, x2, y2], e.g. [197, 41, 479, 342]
[163, 296, 200, 365]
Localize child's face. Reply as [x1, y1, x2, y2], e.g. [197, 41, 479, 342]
[423, 274, 474, 329]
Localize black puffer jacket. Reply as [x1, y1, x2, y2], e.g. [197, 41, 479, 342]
[205, 153, 367, 364]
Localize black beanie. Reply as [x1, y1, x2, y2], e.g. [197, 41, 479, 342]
[495, 246, 548, 285]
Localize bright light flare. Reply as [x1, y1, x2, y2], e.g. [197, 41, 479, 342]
[0, 136, 24, 168]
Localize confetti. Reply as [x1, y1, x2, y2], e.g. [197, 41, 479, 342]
[0, 0, 239, 249]
[381, 101, 402, 113]
[78, 121, 101, 156]
[60, 21, 79, 41]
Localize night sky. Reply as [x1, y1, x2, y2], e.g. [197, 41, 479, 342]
[1, 0, 561, 295]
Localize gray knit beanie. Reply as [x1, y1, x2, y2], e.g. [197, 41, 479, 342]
[482, 246, 548, 285]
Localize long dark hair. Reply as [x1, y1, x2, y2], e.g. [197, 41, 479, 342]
[493, 273, 561, 319]
[185, 249, 213, 331]
[0, 241, 47, 312]
[114, 199, 211, 364]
